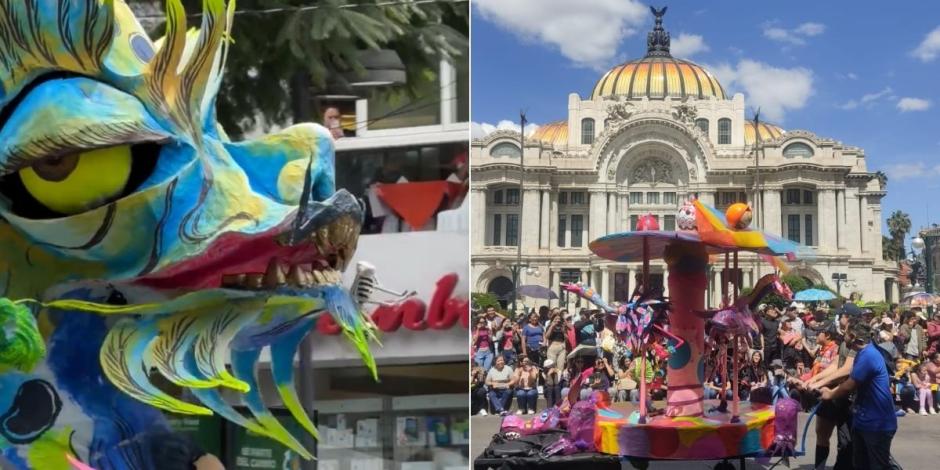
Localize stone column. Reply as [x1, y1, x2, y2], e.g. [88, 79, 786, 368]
[470, 189, 486, 250]
[836, 189, 845, 250]
[522, 189, 540, 250]
[763, 189, 782, 235]
[845, 187, 862, 254]
[607, 193, 618, 235]
[620, 193, 630, 231]
[625, 267, 635, 298]
[699, 190, 715, 207]
[817, 189, 836, 251]
[868, 197, 882, 260]
[601, 268, 611, 299]
[549, 269, 559, 307]
[550, 191, 559, 251]
[540, 190, 551, 249]
[589, 191, 607, 241]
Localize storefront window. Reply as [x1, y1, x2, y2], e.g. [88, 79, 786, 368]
[336, 142, 468, 234]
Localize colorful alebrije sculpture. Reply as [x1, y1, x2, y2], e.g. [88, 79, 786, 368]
[560, 283, 684, 357]
[697, 274, 792, 420]
[0, 1, 378, 467]
[676, 200, 697, 231]
[725, 203, 752, 230]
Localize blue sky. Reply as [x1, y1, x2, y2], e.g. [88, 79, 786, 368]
[471, 0, 940, 246]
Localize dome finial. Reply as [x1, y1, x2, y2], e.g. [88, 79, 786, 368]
[646, 5, 671, 57]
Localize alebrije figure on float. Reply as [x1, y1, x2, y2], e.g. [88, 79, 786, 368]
[0, 1, 380, 468]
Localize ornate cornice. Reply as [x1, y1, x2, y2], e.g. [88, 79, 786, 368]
[472, 129, 531, 148]
[591, 112, 714, 178]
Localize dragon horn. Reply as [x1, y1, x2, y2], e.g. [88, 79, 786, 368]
[100, 318, 211, 415]
[270, 317, 319, 441]
[231, 347, 313, 460]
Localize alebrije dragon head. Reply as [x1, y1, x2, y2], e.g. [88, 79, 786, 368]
[0, 0, 377, 466]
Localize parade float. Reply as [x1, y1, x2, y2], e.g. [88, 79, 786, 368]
[478, 198, 812, 469]
[0, 1, 392, 468]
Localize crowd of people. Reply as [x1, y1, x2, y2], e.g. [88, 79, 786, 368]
[470, 300, 940, 426]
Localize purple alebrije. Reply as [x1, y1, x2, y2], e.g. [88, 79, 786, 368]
[566, 401, 597, 452]
[768, 397, 799, 457]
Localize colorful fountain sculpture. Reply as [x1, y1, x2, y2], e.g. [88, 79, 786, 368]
[584, 199, 808, 460]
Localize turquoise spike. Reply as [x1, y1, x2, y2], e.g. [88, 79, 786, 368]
[270, 316, 319, 440]
[231, 347, 312, 459]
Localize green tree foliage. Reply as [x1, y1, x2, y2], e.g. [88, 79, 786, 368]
[471, 292, 501, 312]
[886, 210, 912, 262]
[130, 0, 468, 136]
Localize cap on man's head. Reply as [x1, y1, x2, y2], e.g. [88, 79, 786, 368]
[543, 359, 554, 368]
[770, 359, 785, 369]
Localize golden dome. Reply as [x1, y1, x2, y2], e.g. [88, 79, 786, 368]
[591, 7, 725, 101]
[529, 121, 568, 147]
[592, 57, 726, 101]
[744, 121, 785, 145]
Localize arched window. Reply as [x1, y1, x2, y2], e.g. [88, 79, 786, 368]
[783, 142, 814, 158]
[490, 142, 521, 158]
[718, 118, 731, 145]
[695, 118, 709, 135]
[581, 118, 595, 145]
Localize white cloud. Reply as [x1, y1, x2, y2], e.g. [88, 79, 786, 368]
[473, 0, 647, 69]
[670, 33, 709, 58]
[839, 86, 894, 110]
[707, 60, 813, 122]
[884, 162, 940, 181]
[794, 22, 825, 36]
[897, 97, 932, 112]
[912, 26, 940, 62]
[763, 21, 826, 46]
[471, 120, 540, 139]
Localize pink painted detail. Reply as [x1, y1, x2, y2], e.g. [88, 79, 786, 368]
[665, 253, 707, 417]
[66, 454, 96, 470]
[636, 214, 660, 231]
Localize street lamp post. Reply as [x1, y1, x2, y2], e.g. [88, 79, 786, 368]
[832, 272, 848, 297]
[510, 111, 527, 316]
[913, 233, 937, 294]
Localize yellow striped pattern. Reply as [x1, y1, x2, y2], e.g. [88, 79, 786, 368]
[529, 121, 568, 147]
[743, 122, 785, 145]
[592, 57, 726, 101]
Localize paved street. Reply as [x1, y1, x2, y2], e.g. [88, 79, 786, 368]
[471, 402, 940, 469]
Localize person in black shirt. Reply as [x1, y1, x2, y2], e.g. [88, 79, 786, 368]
[760, 304, 782, 368]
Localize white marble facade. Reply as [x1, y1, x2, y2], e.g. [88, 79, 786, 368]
[471, 26, 898, 309]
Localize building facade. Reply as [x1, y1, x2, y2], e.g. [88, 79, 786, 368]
[471, 13, 898, 309]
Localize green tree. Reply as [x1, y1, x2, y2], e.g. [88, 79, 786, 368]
[471, 292, 500, 312]
[874, 170, 888, 189]
[886, 210, 912, 262]
[130, 0, 469, 136]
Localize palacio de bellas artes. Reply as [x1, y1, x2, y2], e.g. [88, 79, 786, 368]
[469, 10, 898, 310]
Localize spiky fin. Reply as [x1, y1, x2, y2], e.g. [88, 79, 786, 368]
[0, 0, 118, 108]
[144, 0, 233, 147]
